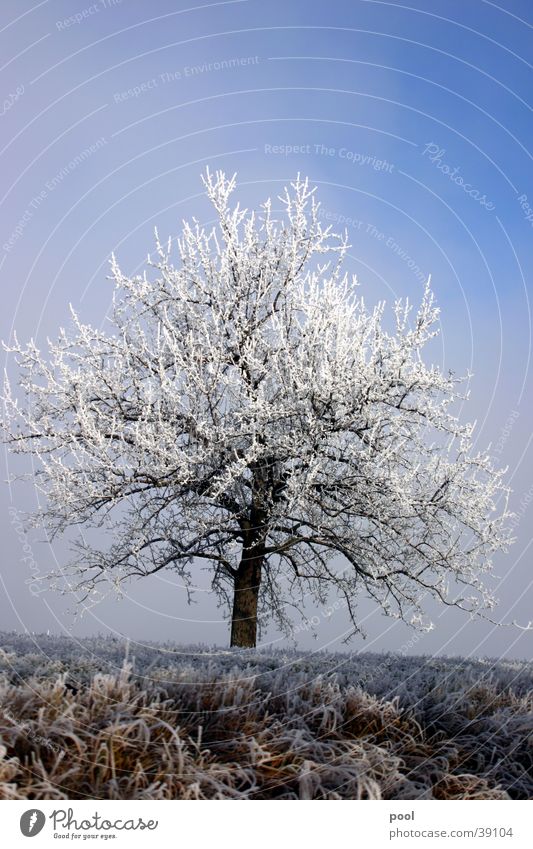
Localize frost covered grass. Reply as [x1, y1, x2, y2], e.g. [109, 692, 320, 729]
[0, 633, 531, 800]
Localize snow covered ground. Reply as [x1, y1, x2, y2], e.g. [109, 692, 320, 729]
[0, 633, 531, 799]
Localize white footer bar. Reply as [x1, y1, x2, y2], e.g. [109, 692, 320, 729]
[3, 799, 532, 848]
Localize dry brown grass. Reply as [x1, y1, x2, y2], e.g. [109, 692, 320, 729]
[1, 659, 527, 800]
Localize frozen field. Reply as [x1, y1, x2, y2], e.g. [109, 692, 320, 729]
[0, 633, 531, 799]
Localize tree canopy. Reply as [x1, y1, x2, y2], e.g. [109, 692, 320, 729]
[2, 172, 512, 646]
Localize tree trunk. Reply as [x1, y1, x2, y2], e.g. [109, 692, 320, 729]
[230, 547, 263, 648]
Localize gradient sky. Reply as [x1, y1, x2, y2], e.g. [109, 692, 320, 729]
[1, 0, 532, 660]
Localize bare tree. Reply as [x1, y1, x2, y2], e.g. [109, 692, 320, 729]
[2, 172, 512, 647]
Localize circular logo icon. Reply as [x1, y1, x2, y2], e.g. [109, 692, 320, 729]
[20, 809, 46, 837]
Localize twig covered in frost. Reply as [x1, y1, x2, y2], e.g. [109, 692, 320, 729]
[1, 172, 513, 646]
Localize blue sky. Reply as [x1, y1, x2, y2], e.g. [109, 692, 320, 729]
[1, 0, 532, 659]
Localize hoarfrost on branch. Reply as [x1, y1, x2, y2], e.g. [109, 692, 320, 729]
[2, 171, 512, 642]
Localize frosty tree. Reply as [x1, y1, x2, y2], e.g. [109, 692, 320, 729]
[2, 172, 512, 648]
